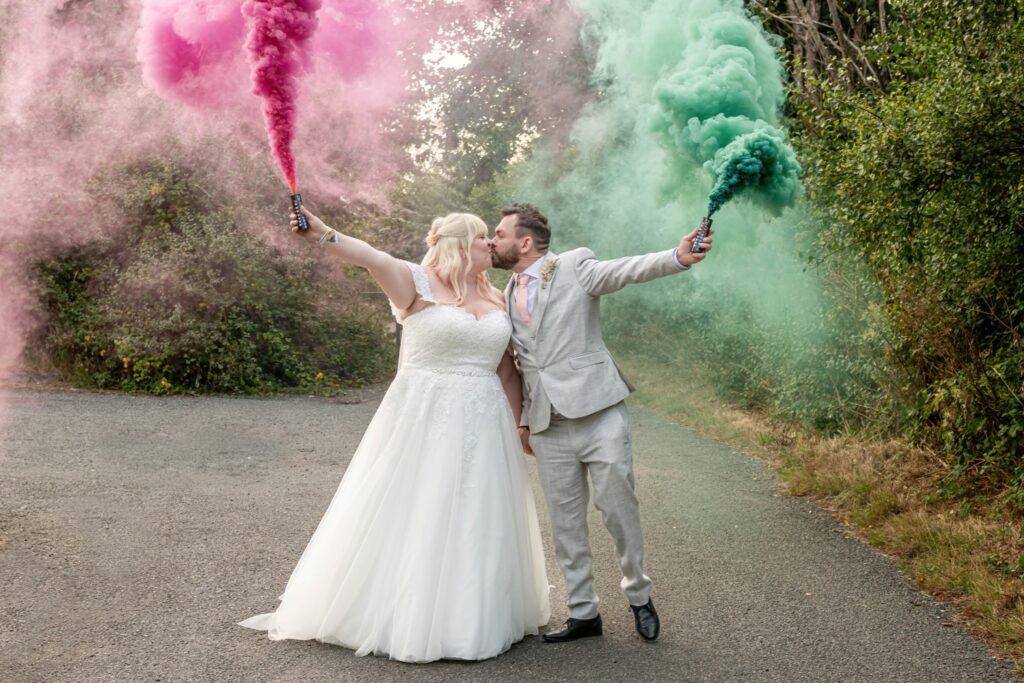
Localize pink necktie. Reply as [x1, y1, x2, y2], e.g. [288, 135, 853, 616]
[515, 273, 532, 323]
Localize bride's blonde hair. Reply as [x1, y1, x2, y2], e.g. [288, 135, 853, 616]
[423, 213, 504, 307]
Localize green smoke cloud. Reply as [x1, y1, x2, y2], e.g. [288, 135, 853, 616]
[704, 126, 801, 215]
[505, 0, 866, 430]
[649, 3, 802, 215]
[514, 0, 803, 249]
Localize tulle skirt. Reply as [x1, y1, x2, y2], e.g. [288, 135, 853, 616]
[239, 366, 551, 662]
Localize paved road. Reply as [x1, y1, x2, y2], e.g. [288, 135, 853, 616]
[0, 388, 1016, 682]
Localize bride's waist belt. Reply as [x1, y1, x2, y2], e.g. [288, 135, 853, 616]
[401, 363, 496, 379]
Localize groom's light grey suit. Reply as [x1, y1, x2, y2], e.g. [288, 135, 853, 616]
[505, 246, 687, 619]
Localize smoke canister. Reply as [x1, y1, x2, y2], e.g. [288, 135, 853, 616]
[291, 194, 310, 231]
[691, 216, 712, 253]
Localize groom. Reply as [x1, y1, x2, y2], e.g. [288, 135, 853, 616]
[490, 204, 712, 643]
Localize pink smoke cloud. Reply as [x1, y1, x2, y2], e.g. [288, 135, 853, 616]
[137, 0, 248, 107]
[0, 0, 587, 416]
[241, 0, 322, 192]
[135, 0, 435, 197]
[314, 1, 380, 80]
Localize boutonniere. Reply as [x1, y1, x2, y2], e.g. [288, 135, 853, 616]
[540, 258, 559, 289]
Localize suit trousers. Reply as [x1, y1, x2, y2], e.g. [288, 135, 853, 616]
[530, 401, 652, 619]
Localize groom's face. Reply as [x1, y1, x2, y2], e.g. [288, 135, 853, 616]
[490, 215, 524, 270]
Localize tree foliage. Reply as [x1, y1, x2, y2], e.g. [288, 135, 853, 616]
[752, 0, 892, 96]
[403, 3, 590, 196]
[792, 0, 1024, 503]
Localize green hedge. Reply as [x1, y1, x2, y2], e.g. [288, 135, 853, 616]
[796, 1, 1024, 504]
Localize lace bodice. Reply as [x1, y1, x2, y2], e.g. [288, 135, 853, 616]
[392, 262, 511, 376]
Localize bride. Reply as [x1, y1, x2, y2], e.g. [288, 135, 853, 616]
[238, 206, 551, 662]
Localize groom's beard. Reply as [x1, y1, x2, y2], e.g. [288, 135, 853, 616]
[490, 246, 519, 270]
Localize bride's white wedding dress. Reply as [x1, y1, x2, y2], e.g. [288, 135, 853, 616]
[239, 262, 550, 662]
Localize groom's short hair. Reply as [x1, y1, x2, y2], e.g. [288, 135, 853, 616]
[501, 203, 551, 251]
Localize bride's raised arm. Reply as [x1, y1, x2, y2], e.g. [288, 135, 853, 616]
[290, 205, 417, 310]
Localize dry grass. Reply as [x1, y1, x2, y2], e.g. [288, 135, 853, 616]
[617, 351, 1024, 672]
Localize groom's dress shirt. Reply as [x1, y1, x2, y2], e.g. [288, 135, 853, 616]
[515, 257, 545, 315]
[517, 248, 686, 314]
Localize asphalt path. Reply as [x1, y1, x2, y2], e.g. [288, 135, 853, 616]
[0, 388, 1017, 682]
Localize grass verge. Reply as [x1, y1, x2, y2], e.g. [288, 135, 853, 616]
[615, 348, 1024, 673]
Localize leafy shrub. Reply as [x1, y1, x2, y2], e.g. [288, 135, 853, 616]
[35, 155, 396, 394]
[795, 1, 1024, 501]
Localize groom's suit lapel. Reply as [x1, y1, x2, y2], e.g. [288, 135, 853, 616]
[504, 276, 515, 316]
[529, 251, 559, 334]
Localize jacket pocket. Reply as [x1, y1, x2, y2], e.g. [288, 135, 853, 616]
[569, 351, 609, 369]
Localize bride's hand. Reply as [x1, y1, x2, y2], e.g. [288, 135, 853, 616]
[518, 427, 534, 456]
[290, 206, 332, 241]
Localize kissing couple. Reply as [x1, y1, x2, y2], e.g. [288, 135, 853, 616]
[239, 202, 713, 662]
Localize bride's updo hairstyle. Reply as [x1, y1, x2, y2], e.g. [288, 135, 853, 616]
[423, 213, 504, 307]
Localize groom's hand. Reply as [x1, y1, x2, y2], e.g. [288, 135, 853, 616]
[676, 225, 714, 267]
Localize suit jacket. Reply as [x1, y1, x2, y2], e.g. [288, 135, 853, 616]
[505, 247, 684, 434]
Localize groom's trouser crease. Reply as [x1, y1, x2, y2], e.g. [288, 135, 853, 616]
[531, 402, 653, 620]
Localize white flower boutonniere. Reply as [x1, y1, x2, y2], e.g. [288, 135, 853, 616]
[540, 257, 558, 289]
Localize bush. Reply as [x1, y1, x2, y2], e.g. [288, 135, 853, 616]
[796, 1, 1024, 501]
[602, 267, 902, 436]
[34, 155, 396, 394]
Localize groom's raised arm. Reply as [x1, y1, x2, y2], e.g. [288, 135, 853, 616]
[574, 249, 683, 297]
[574, 225, 713, 297]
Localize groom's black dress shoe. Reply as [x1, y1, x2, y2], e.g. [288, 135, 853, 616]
[542, 615, 603, 643]
[631, 600, 660, 641]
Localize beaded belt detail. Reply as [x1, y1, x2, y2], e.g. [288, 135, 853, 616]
[401, 364, 496, 378]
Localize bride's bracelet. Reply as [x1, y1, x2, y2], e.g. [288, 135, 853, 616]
[318, 228, 338, 246]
